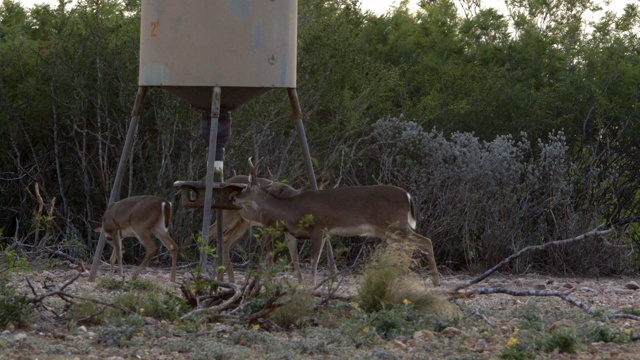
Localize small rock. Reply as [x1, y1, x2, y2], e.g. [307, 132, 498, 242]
[563, 282, 574, 289]
[474, 339, 489, 353]
[86, 331, 97, 338]
[144, 317, 158, 325]
[441, 327, 462, 338]
[106, 357, 125, 360]
[5, 322, 15, 332]
[578, 286, 597, 293]
[533, 283, 547, 290]
[624, 281, 639, 290]
[391, 339, 406, 349]
[413, 329, 435, 341]
[614, 288, 635, 295]
[514, 279, 524, 287]
[14, 333, 28, 341]
[52, 330, 66, 339]
[78, 325, 88, 333]
[406, 339, 418, 347]
[546, 279, 554, 285]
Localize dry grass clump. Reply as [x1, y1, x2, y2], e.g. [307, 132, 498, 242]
[357, 242, 453, 315]
[269, 288, 317, 328]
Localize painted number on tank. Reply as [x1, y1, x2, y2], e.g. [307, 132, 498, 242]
[150, 21, 159, 37]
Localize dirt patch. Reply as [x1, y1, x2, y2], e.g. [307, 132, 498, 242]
[2, 266, 639, 359]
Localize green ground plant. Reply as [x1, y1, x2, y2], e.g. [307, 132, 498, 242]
[0, 274, 32, 328]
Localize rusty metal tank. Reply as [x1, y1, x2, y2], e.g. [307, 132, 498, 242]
[139, 0, 298, 110]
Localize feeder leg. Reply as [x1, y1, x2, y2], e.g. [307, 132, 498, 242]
[287, 88, 337, 274]
[89, 87, 147, 282]
[200, 87, 221, 273]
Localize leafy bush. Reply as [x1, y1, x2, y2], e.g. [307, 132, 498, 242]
[544, 327, 578, 354]
[269, 288, 317, 328]
[347, 117, 632, 273]
[113, 291, 188, 321]
[584, 324, 632, 344]
[0, 275, 32, 328]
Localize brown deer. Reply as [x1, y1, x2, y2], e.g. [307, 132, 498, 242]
[93, 195, 178, 281]
[231, 159, 441, 287]
[209, 174, 334, 283]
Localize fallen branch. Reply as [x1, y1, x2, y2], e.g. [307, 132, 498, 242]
[608, 313, 640, 322]
[462, 286, 596, 315]
[25, 272, 136, 320]
[241, 288, 288, 323]
[454, 227, 613, 292]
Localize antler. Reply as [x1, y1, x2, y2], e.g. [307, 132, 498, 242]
[247, 157, 260, 185]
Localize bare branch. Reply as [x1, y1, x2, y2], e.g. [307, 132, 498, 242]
[453, 227, 613, 292]
[464, 286, 596, 315]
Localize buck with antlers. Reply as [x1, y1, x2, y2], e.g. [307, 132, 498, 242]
[209, 174, 334, 283]
[92, 195, 178, 281]
[231, 160, 441, 287]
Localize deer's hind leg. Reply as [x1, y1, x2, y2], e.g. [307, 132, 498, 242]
[405, 231, 440, 286]
[130, 231, 158, 281]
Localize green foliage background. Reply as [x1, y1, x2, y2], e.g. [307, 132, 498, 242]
[1, 0, 639, 274]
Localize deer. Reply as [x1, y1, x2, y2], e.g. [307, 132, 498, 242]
[209, 174, 334, 283]
[231, 159, 441, 287]
[92, 195, 178, 281]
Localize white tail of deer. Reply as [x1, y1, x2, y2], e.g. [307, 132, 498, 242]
[93, 195, 178, 281]
[209, 174, 334, 283]
[232, 159, 441, 287]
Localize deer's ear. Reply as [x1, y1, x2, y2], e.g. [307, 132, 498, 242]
[89, 220, 103, 232]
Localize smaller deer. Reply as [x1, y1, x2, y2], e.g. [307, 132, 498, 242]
[93, 195, 178, 281]
[232, 159, 441, 287]
[209, 174, 333, 283]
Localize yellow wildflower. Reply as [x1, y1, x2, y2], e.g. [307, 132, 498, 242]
[253, 324, 261, 330]
[507, 337, 520, 347]
[624, 328, 632, 334]
[362, 326, 370, 333]
[402, 299, 412, 306]
[139, 307, 145, 313]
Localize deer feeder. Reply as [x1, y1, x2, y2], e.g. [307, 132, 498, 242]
[88, 0, 326, 281]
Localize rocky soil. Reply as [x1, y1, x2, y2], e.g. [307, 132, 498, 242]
[1, 266, 639, 359]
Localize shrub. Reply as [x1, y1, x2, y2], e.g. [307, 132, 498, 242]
[269, 288, 317, 328]
[0, 275, 32, 328]
[543, 327, 578, 354]
[112, 291, 188, 321]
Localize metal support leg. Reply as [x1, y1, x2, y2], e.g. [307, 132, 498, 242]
[200, 87, 221, 273]
[287, 88, 337, 273]
[89, 87, 147, 282]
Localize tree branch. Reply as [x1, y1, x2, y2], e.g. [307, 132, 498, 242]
[453, 227, 613, 292]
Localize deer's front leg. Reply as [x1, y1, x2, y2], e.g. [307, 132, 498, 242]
[309, 229, 327, 287]
[285, 233, 303, 283]
[111, 237, 125, 279]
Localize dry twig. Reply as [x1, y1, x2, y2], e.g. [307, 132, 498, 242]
[453, 227, 613, 292]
